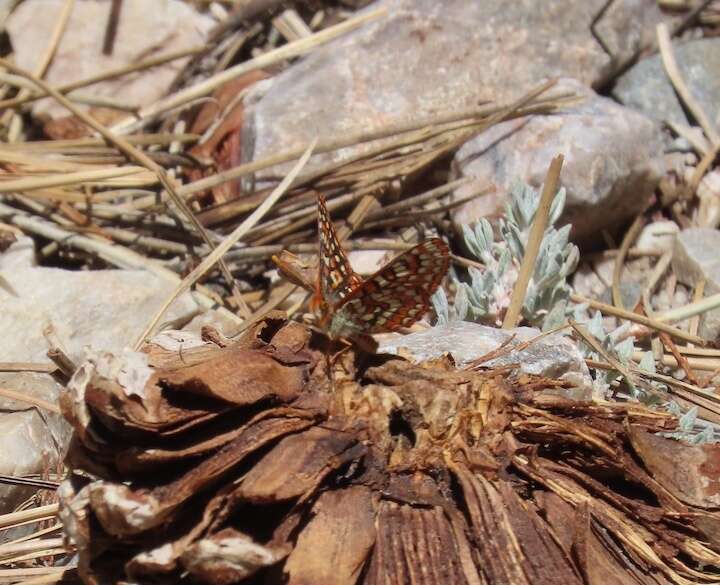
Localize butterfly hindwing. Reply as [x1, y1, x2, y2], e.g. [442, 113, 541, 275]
[334, 238, 450, 335]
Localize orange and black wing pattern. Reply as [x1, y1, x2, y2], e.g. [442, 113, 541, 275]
[334, 238, 450, 335]
[314, 195, 362, 311]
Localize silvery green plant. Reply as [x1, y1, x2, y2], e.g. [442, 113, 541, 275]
[432, 181, 579, 330]
[575, 323, 672, 403]
[663, 403, 717, 444]
[577, 311, 636, 397]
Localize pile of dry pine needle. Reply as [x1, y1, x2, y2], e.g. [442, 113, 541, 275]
[0, 2, 719, 585]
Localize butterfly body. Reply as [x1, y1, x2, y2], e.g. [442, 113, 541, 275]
[314, 195, 450, 342]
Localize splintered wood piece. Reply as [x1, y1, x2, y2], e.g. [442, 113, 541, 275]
[366, 500, 470, 585]
[238, 425, 363, 503]
[284, 487, 375, 585]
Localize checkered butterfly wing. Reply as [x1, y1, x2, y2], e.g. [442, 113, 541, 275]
[315, 195, 362, 309]
[337, 238, 450, 334]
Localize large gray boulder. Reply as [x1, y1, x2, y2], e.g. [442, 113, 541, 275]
[240, 0, 663, 176]
[450, 80, 665, 241]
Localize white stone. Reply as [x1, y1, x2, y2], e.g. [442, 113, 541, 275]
[0, 262, 200, 364]
[378, 321, 594, 398]
[0, 411, 61, 517]
[635, 221, 680, 253]
[7, 0, 213, 119]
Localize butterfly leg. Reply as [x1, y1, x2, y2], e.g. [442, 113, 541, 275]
[325, 343, 334, 394]
[321, 337, 356, 394]
[330, 338, 354, 367]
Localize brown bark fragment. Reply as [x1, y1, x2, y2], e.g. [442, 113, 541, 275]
[284, 486, 375, 585]
[573, 504, 655, 585]
[451, 461, 583, 585]
[367, 501, 470, 585]
[115, 403, 325, 473]
[628, 425, 720, 508]
[155, 346, 306, 405]
[151, 416, 317, 510]
[238, 425, 363, 502]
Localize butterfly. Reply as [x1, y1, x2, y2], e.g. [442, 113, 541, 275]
[311, 195, 450, 342]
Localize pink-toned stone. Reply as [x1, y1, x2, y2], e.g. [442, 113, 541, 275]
[450, 80, 665, 241]
[7, 0, 213, 120]
[240, 0, 663, 176]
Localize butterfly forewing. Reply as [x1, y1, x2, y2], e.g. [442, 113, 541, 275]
[316, 195, 362, 309]
[330, 238, 450, 337]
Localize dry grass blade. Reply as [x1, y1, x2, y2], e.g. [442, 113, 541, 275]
[14, 571, 75, 585]
[227, 240, 419, 263]
[591, 357, 720, 422]
[0, 46, 205, 110]
[654, 290, 720, 323]
[134, 140, 316, 348]
[0, 504, 58, 530]
[0, 166, 153, 193]
[0, 363, 56, 374]
[676, 346, 720, 357]
[4, 0, 75, 142]
[686, 140, 720, 200]
[0, 538, 64, 558]
[0, 201, 238, 325]
[612, 214, 644, 310]
[30, 0, 75, 78]
[1, 547, 67, 566]
[250, 82, 559, 247]
[3, 525, 62, 546]
[111, 8, 388, 133]
[671, 0, 717, 34]
[571, 319, 638, 387]
[633, 350, 720, 372]
[659, 331, 702, 386]
[687, 278, 706, 341]
[0, 387, 60, 414]
[640, 250, 672, 317]
[0, 567, 68, 580]
[502, 154, 564, 328]
[0, 58, 247, 317]
[0, 475, 59, 490]
[657, 22, 720, 147]
[3, 134, 199, 151]
[366, 177, 476, 218]
[571, 292, 706, 345]
[179, 84, 567, 200]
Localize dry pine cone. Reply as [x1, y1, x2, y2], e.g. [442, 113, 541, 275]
[58, 315, 720, 585]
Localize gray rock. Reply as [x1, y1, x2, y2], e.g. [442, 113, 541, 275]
[614, 38, 720, 129]
[672, 228, 720, 341]
[0, 410, 62, 536]
[378, 321, 594, 399]
[0, 238, 200, 364]
[450, 80, 665, 241]
[0, 372, 69, 449]
[7, 0, 213, 120]
[599, 281, 643, 309]
[241, 0, 662, 177]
